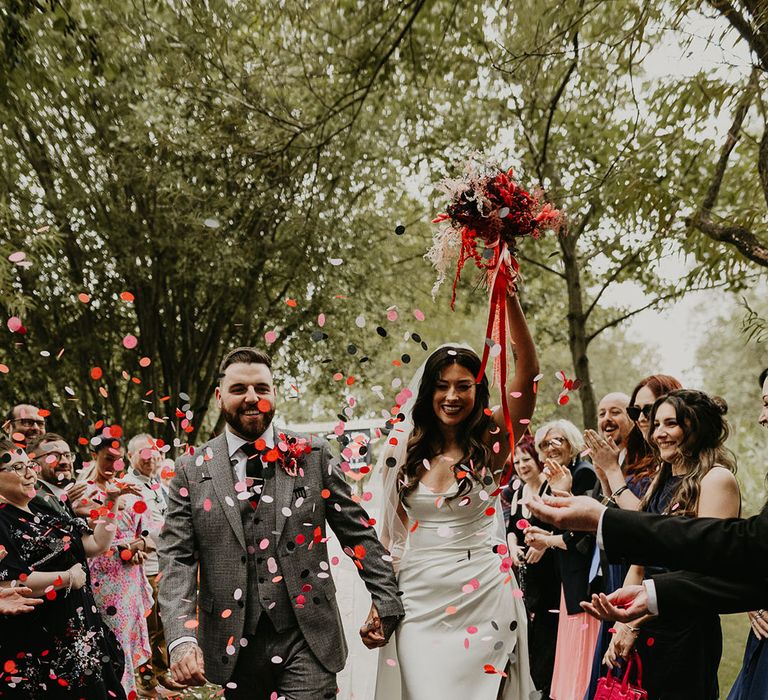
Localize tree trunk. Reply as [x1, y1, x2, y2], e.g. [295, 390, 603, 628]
[560, 232, 597, 430]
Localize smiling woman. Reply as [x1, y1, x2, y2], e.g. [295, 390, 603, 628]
[0, 439, 128, 699]
[374, 293, 539, 699]
[604, 389, 741, 699]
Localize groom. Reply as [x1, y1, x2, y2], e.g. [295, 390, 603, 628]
[158, 347, 403, 698]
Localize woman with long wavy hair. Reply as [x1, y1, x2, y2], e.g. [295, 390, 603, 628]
[373, 294, 538, 700]
[603, 389, 741, 699]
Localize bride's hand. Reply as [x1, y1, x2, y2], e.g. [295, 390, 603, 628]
[360, 603, 386, 649]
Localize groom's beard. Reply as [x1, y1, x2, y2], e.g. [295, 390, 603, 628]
[222, 405, 275, 440]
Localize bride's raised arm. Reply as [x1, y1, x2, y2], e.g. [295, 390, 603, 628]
[490, 291, 539, 469]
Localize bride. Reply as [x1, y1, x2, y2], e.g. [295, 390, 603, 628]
[371, 291, 538, 699]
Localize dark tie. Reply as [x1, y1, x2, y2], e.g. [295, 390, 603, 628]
[240, 441, 264, 504]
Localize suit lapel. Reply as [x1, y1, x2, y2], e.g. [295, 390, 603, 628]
[273, 427, 295, 542]
[208, 433, 247, 551]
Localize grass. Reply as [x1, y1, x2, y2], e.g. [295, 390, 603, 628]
[720, 612, 751, 693]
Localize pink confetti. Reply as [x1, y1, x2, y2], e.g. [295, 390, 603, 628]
[203, 498, 212, 511]
[512, 589, 524, 598]
[385, 658, 397, 667]
[264, 330, 277, 344]
[466, 625, 478, 634]
[317, 313, 325, 327]
[122, 334, 138, 349]
[516, 518, 531, 530]
[387, 308, 398, 322]
[7, 317, 22, 333]
[8, 252, 25, 263]
[413, 309, 425, 321]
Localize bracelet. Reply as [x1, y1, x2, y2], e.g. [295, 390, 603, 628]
[623, 623, 640, 635]
[611, 485, 629, 499]
[64, 570, 72, 597]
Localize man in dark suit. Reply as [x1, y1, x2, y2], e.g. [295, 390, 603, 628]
[528, 367, 768, 621]
[158, 347, 403, 699]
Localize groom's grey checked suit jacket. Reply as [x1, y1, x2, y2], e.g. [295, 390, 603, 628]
[157, 429, 403, 686]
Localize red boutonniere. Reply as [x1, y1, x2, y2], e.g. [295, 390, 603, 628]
[262, 433, 312, 477]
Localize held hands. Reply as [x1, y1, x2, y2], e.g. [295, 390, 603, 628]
[581, 585, 650, 623]
[524, 546, 544, 564]
[542, 459, 572, 494]
[360, 603, 388, 649]
[749, 610, 768, 640]
[603, 623, 638, 669]
[169, 641, 207, 687]
[0, 586, 43, 614]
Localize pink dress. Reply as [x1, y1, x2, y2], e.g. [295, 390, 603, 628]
[85, 484, 153, 697]
[550, 588, 601, 700]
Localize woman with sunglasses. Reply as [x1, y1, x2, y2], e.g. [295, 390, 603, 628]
[0, 439, 137, 699]
[603, 390, 740, 699]
[585, 375, 682, 513]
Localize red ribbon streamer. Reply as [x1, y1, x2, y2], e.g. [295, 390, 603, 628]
[476, 243, 517, 486]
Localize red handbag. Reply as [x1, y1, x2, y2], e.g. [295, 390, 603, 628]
[593, 651, 648, 700]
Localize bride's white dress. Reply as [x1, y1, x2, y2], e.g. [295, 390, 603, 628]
[375, 481, 535, 699]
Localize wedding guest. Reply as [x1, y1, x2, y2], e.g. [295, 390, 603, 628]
[27, 432, 87, 517]
[3, 403, 45, 445]
[727, 367, 768, 700]
[75, 431, 153, 699]
[506, 435, 559, 699]
[582, 384, 679, 700]
[0, 439, 128, 698]
[528, 419, 598, 700]
[603, 390, 740, 699]
[588, 376, 684, 511]
[123, 433, 174, 697]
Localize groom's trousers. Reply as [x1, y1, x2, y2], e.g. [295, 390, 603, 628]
[224, 616, 337, 700]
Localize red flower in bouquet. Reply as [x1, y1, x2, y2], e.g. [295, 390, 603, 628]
[263, 433, 312, 477]
[428, 162, 563, 308]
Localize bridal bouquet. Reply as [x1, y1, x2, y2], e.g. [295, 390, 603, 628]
[428, 160, 562, 307]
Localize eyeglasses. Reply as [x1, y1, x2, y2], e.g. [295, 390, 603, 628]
[38, 451, 75, 462]
[540, 437, 565, 450]
[11, 418, 45, 428]
[0, 461, 41, 475]
[627, 404, 653, 422]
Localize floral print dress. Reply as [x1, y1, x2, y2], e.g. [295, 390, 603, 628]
[84, 484, 153, 697]
[0, 502, 126, 699]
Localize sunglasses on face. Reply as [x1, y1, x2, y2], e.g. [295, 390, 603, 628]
[627, 404, 653, 422]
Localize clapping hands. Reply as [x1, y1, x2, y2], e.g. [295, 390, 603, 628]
[542, 459, 572, 495]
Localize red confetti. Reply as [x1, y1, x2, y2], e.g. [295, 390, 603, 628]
[516, 518, 530, 530]
[120, 291, 135, 302]
[257, 399, 271, 412]
[90, 367, 103, 380]
[133, 500, 148, 514]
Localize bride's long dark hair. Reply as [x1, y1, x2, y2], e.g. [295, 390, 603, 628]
[398, 346, 494, 503]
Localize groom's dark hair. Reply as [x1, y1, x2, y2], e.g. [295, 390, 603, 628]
[218, 347, 272, 379]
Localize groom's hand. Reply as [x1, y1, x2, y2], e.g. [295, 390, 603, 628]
[527, 494, 605, 532]
[360, 603, 387, 649]
[169, 641, 207, 687]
